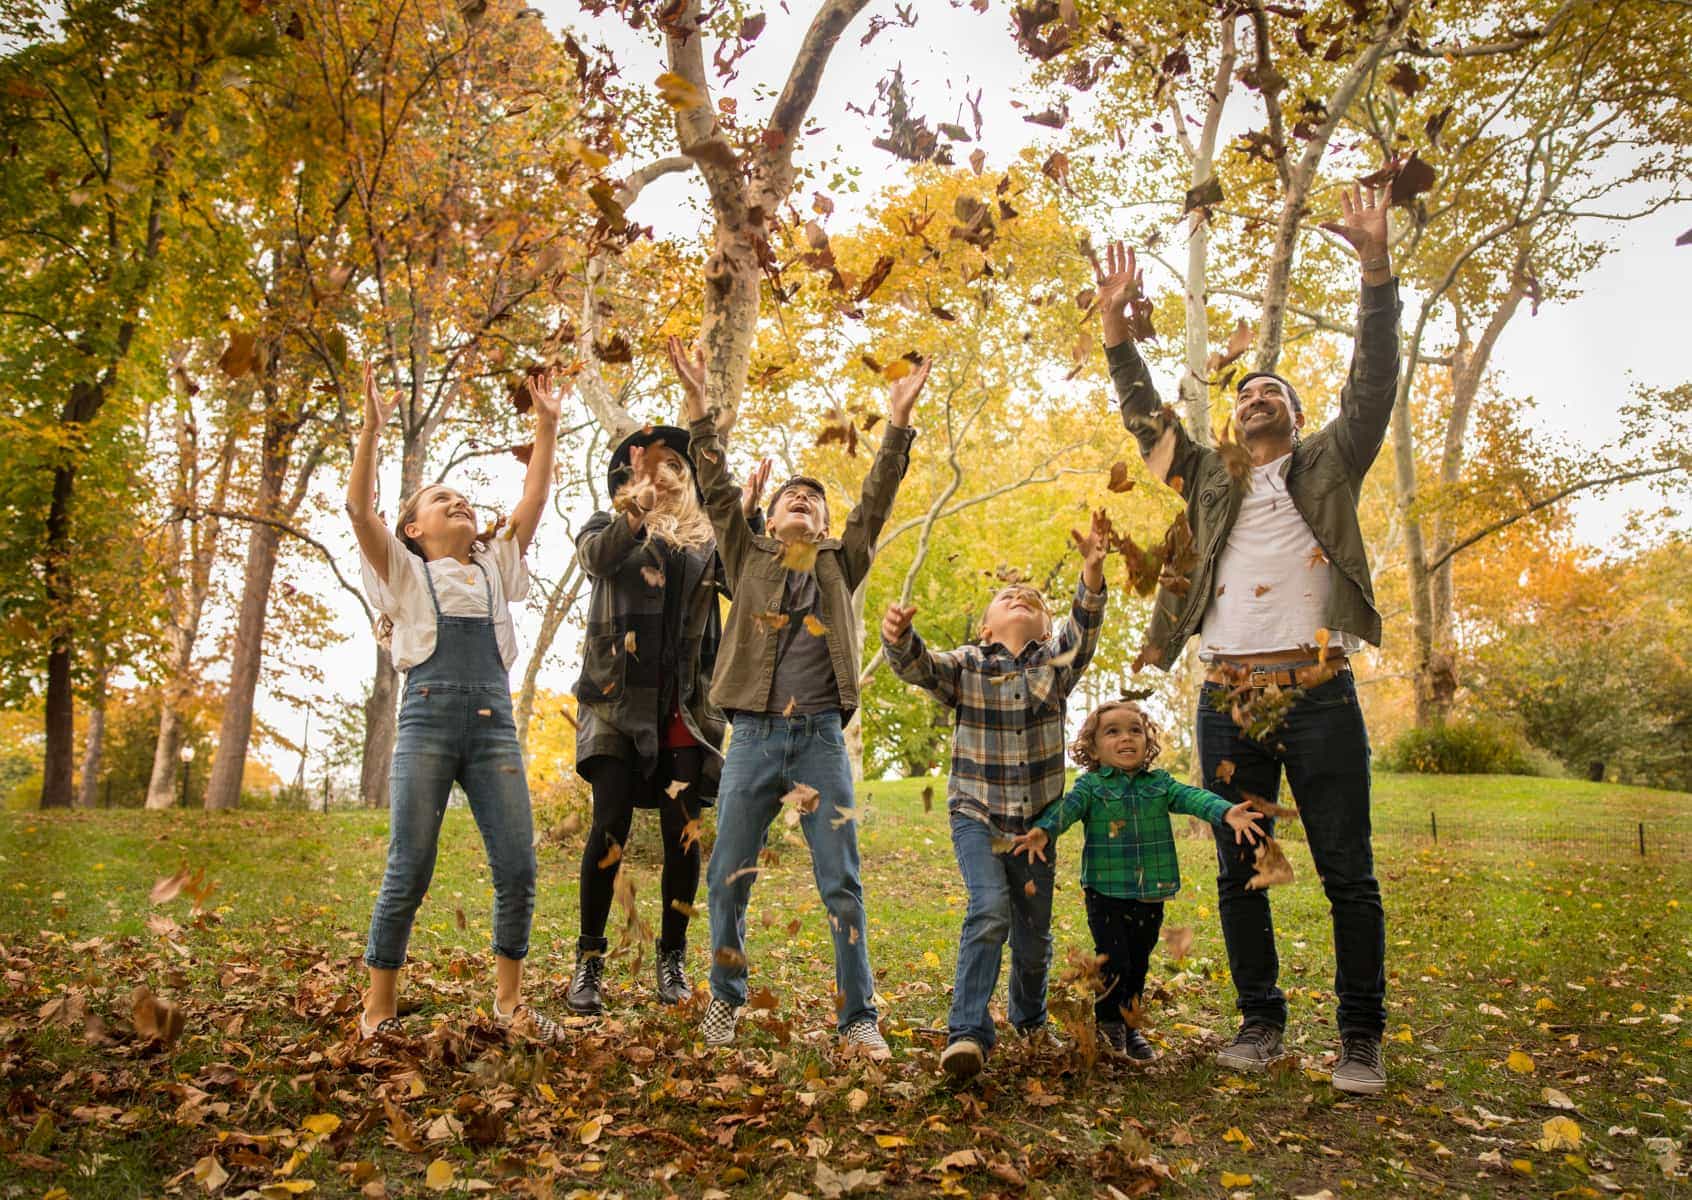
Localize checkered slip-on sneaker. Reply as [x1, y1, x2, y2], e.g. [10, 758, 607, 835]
[494, 1002, 569, 1047]
[841, 1019, 892, 1062]
[700, 998, 740, 1047]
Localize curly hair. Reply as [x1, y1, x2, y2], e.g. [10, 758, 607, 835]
[1071, 700, 1162, 771]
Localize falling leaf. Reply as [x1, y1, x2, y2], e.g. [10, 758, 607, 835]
[150, 867, 192, 904]
[219, 332, 258, 379]
[1241, 790, 1300, 821]
[454, 907, 466, 931]
[654, 71, 706, 110]
[666, 779, 689, 799]
[1386, 61, 1423, 97]
[641, 565, 665, 588]
[1162, 925, 1194, 960]
[754, 611, 791, 635]
[780, 540, 819, 572]
[1022, 879, 1038, 897]
[1537, 1116, 1580, 1151]
[130, 986, 184, 1049]
[1307, 547, 1329, 569]
[780, 783, 821, 814]
[1215, 760, 1237, 784]
[723, 865, 761, 886]
[1506, 1049, 1536, 1074]
[1245, 837, 1294, 890]
[597, 841, 622, 870]
[1107, 461, 1135, 493]
[1183, 175, 1224, 215]
[1677, 227, 1692, 247]
[715, 946, 748, 968]
[669, 899, 697, 918]
[829, 805, 857, 829]
[782, 696, 797, 718]
[921, 785, 934, 812]
[803, 614, 829, 637]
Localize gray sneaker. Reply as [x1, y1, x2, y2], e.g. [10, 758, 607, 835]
[1331, 1033, 1386, 1095]
[940, 1037, 984, 1080]
[1216, 1021, 1284, 1071]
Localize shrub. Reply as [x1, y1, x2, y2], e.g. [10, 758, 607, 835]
[1382, 716, 1541, 776]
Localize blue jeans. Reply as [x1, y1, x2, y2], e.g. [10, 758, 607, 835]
[946, 811, 1056, 1051]
[365, 683, 536, 969]
[706, 711, 875, 1030]
[1197, 671, 1386, 1036]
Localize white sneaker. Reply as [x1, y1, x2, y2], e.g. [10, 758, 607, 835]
[841, 1019, 892, 1061]
[939, 1037, 984, 1079]
[701, 997, 740, 1046]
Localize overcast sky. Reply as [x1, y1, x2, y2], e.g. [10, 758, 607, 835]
[256, 4, 1690, 784]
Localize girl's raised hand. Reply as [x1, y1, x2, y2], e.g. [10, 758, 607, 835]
[1223, 801, 1266, 845]
[529, 367, 567, 425]
[361, 361, 401, 432]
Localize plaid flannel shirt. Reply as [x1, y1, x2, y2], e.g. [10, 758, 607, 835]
[884, 578, 1106, 832]
[1035, 766, 1232, 900]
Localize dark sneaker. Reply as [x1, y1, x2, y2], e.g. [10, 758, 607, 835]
[700, 997, 740, 1046]
[1331, 1032, 1386, 1095]
[1122, 1028, 1159, 1062]
[1216, 1021, 1284, 1071]
[940, 1037, 984, 1080]
[1097, 1022, 1130, 1055]
[566, 942, 607, 1015]
[841, 1019, 892, 1061]
[655, 940, 691, 1006]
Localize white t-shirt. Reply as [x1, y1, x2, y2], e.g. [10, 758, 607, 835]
[360, 529, 529, 673]
[1200, 453, 1362, 659]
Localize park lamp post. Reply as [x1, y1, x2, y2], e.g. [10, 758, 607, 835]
[179, 743, 195, 808]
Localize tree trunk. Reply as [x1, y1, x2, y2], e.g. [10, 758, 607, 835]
[40, 463, 78, 809]
[73, 664, 108, 810]
[515, 562, 584, 752]
[203, 407, 297, 811]
[145, 703, 188, 811]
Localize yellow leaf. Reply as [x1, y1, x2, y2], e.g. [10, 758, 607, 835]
[424, 1160, 456, 1191]
[1221, 1172, 1254, 1187]
[1506, 1050, 1536, 1074]
[1537, 1116, 1581, 1151]
[780, 539, 819, 572]
[655, 71, 705, 111]
[1222, 1126, 1256, 1151]
[564, 137, 610, 170]
[259, 1184, 317, 1198]
[1510, 1158, 1534, 1175]
[301, 1113, 341, 1136]
[883, 358, 913, 381]
[1535, 997, 1557, 1012]
[923, 951, 941, 968]
[578, 1118, 603, 1145]
[803, 613, 829, 637]
[876, 1134, 911, 1148]
[1392, 1027, 1414, 1044]
[537, 1082, 558, 1103]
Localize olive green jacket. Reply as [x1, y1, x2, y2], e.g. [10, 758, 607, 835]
[1108, 278, 1402, 669]
[688, 413, 916, 718]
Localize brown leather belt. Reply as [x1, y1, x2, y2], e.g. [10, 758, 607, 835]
[1205, 658, 1351, 690]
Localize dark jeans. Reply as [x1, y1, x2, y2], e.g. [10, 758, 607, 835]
[579, 746, 704, 953]
[1197, 670, 1386, 1037]
[1083, 890, 1163, 1027]
[946, 812, 1056, 1051]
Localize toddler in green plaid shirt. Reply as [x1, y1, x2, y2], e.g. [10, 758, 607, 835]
[1012, 700, 1263, 1059]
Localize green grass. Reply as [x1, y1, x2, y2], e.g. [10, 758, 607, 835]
[1, 772, 1688, 1198]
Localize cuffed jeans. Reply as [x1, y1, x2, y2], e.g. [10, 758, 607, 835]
[706, 711, 876, 1030]
[365, 684, 536, 969]
[946, 810, 1056, 1051]
[1197, 671, 1387, 1036]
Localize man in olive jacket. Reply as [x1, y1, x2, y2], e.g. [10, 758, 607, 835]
[1093, 182, 1400, 1095]
[666, 335, 930, 1059]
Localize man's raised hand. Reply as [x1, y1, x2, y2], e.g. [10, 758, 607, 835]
[882, 602, 918, 645]
[1321, 182, 1391, 276]
[887, 356, 931, 428]
[1096, 240, 1147, 348]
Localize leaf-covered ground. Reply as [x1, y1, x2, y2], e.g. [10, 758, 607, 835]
[1, 774, 1688, 1199]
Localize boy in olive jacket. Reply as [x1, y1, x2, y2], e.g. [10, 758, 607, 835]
[666, 336, 930, 1058]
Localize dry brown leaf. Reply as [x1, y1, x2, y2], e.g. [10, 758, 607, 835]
[780, 783, 821, 814]
[596, 841, 623, 870]
[1245, 837, 1295, 890]
[640, 565, 665, 588]
[1162, 925, 1195, 960]
[130, 986, 185, 1049]
[1215, 759, 1236, 784]
[1107, 461, 1135, 493]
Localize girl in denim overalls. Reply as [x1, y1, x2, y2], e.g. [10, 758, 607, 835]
[346, 363, 564, 1043]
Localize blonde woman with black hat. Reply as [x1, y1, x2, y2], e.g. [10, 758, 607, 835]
[566, 422, 771, 1014]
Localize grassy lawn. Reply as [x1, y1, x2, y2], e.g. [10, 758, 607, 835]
[0, 772, 1688, 1198]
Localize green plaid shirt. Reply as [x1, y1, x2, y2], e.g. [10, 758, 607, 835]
[1034, 766, 1233, 900]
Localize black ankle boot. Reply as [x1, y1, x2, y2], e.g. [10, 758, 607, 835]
[566, 938, 608, 1014]
[656, 939, 690, 1006]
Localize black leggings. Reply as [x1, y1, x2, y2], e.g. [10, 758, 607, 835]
[579, 746, 703, 951]
[1084, 889, 1164, 1027]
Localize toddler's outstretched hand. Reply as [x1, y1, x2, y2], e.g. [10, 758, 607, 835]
[1009, 828, 1049, 863]
[1223, 802, 1266, 844]
[882, 602, 917, 645]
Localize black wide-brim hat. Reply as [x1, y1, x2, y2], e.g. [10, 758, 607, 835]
[606, 425, 697, 497]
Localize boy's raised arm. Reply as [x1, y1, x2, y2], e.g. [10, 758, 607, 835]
[881, 602, 965, 708]
[1050, 510, 1111, 687]
[840, 359, 929, 591]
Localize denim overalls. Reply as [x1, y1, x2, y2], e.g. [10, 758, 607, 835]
[364, 559, 536, 970]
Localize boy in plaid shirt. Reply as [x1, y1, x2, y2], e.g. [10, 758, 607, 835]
[881, 513, 1110, 1080]
[1011, 701, 1263, 1059]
